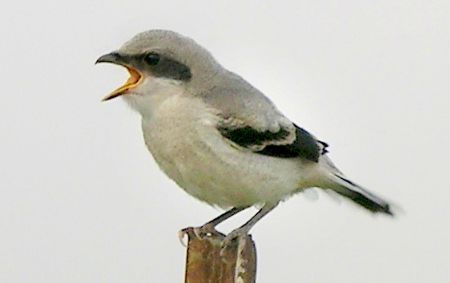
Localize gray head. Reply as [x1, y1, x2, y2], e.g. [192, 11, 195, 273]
[96, 30, 222, 101]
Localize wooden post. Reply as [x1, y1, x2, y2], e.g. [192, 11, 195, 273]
[184, 229, 257, 283]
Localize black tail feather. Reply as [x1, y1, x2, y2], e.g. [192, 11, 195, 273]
[333, 175, 393, 216]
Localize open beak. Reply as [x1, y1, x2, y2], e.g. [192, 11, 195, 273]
[96, 52, 143, 101]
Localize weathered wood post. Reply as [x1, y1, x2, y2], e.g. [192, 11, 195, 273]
[184, 229, 257, 283]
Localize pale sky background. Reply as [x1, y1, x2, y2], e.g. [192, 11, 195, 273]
[1, 1, 449, 282]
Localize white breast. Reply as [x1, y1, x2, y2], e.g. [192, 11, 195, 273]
[136, 91, 317, 208]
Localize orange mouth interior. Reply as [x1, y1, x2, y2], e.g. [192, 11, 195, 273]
[103, 67, 143, 101]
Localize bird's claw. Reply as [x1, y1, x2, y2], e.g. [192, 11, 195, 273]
[178, 224, 222, 246]
[193, 223, 223, 238]
[177, 227, 191, 247]
[220, 228, 249, 256]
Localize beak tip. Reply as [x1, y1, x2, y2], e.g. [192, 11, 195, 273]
[101, 93, 121, 102]
[95, 52, 121, 65]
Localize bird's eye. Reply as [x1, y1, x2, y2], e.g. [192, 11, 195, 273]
[145, 52, 160, 65]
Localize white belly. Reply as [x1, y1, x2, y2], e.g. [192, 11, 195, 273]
[141, 94, 316, 208]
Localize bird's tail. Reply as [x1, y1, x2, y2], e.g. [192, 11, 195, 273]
[324, 172, 393, 216]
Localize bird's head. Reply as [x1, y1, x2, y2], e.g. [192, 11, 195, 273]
[96, 30, 221, 104]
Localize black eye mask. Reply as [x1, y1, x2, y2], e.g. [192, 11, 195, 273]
[143, 53, 192, 81]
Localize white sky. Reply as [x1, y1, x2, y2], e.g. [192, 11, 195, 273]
[1, 1, 449, 282]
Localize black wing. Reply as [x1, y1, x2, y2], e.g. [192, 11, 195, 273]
[218, 123, 328, 162]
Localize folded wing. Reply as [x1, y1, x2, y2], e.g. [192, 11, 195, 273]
[218, 119, 328, 162]
[201, 71, 328, 162]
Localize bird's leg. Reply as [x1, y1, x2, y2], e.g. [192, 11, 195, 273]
[221, 202, 279, 249]
[203, 206, 249, 231]
[179, 207, 249, 242]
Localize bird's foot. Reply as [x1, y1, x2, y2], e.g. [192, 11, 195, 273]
[220, 227, 249, 256]
[178, 224, 223, 246]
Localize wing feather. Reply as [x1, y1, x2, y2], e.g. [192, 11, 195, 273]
[218, 118, 327, 162]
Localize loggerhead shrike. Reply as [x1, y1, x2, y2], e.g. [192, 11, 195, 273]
[96, 30, 393, 246]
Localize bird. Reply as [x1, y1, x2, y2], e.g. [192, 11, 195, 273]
[96, 30, 393, 246]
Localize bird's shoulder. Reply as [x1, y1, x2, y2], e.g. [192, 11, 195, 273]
[199, 71, 288, 131]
